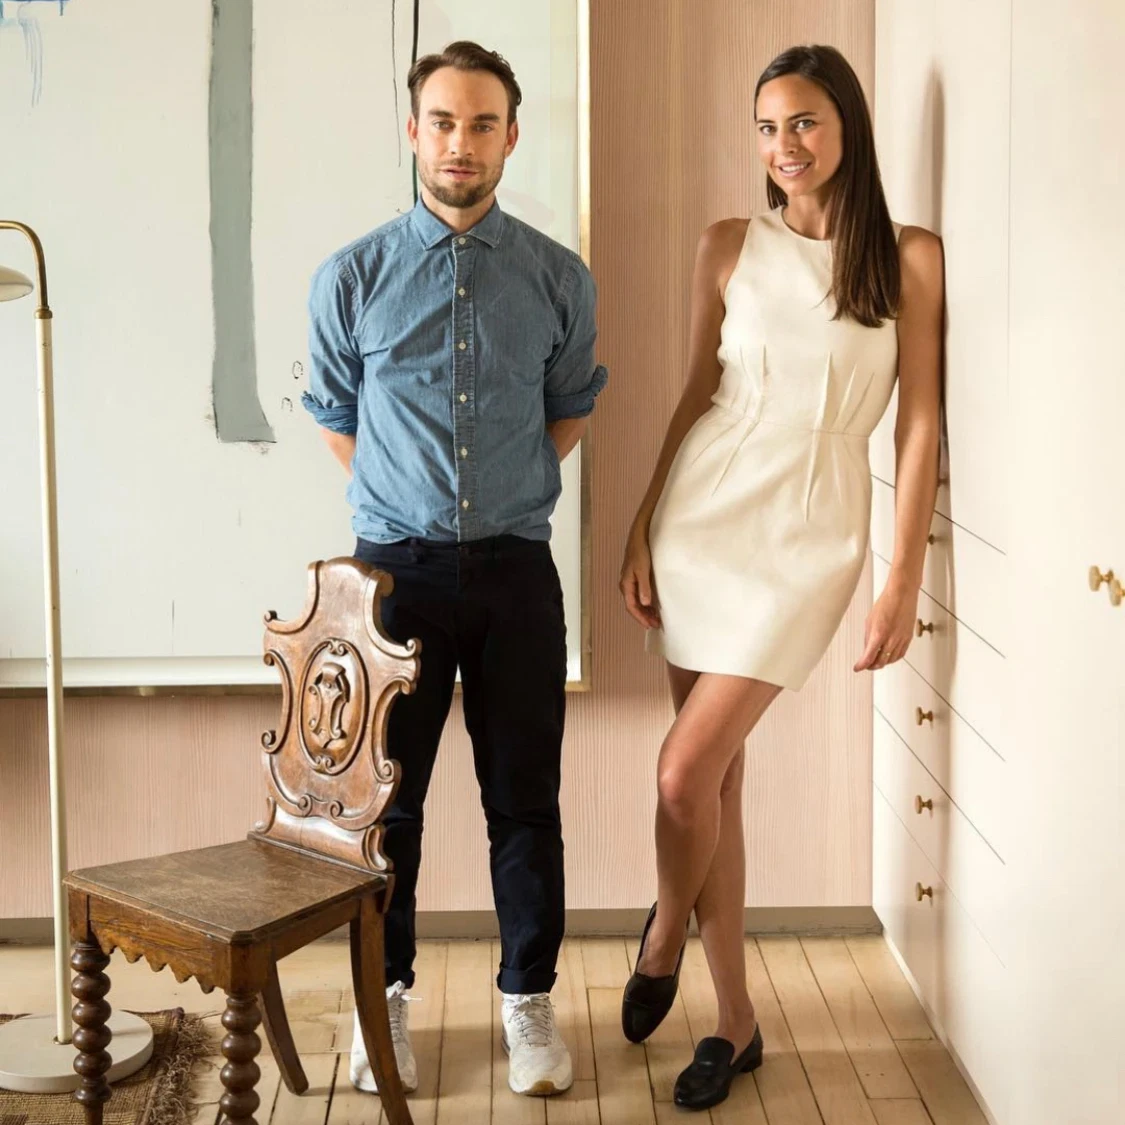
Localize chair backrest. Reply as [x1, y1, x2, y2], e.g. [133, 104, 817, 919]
[248, 557, 420, 874]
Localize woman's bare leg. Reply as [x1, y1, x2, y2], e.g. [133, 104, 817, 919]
[695, 745, 758, 1049]
[636, 667, 780, 1024]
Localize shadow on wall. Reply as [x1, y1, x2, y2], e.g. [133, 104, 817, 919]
[914, 65, 961, 1031]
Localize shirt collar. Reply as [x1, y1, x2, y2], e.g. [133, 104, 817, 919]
[409, 197, 506, 250]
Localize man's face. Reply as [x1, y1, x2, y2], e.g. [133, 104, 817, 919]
[408, 66, 519, 210]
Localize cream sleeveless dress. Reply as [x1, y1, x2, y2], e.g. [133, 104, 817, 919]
[646, 207, 902, 690]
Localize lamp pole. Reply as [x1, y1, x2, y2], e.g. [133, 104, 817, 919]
[0, 220, 69, 1044]
[0, 222, 154, 1093]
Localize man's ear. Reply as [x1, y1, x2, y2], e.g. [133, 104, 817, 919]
[406, 115, 419, 153]
[505, 119, 520, 158]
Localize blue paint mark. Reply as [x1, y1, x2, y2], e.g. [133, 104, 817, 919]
[0, 0, 72, 106]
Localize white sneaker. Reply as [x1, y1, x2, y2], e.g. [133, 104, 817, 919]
[350, 980, 419, 1094]
[500, 993, 573, 1096]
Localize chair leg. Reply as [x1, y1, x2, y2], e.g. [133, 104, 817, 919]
[350, 898, 413, 1125]
[71, 939, 113, 1125]
[260, 958, 309, 1094]
[219, 993, 263, 1125]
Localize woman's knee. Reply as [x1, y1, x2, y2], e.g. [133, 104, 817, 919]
[657, 749, 717, 824]
[658, 766, 698, 823]
[719, 748, 745, 800]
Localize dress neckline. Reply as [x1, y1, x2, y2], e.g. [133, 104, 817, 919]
[777, 205, 832, 244]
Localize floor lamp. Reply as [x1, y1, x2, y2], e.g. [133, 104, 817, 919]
[0, 221, 153, 1092]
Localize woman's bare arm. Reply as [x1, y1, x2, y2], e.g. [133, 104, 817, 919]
[855, 225, 944, 671]
[619, 218, 747, 628]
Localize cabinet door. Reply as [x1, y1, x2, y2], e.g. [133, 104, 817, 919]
[1006, 4, 1125, 1123]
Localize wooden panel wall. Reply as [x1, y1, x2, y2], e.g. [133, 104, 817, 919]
[0, 0, 876, 921]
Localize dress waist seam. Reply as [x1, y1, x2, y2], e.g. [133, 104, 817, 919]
[709, 401, 868, 438]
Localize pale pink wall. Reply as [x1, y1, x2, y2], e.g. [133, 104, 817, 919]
[0, 0, 875, 920]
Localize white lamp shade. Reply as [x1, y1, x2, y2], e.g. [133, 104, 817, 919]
[0, 264, 34, 302]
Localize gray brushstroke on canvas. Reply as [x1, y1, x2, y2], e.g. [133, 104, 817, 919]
[209, 0, 274, 443]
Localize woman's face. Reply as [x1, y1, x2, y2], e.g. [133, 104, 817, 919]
[755, 74, 843, 201]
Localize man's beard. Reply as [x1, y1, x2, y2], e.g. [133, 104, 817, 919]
[419, 158, 504, 209]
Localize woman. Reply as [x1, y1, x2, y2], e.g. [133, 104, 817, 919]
[618, 44, 943, 1110]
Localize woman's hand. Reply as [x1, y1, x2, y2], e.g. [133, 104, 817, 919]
[619, 528, 662, 630]
[855, 574, 919, 672]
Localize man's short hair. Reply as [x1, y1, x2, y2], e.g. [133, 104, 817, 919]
[408, 40, 523, 126]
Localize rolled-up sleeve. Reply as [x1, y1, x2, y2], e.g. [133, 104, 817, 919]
[544, 258, 608, 423]
[302, 256, 362, 435]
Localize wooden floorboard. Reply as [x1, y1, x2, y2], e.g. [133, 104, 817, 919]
[0, 936, 988, 1124]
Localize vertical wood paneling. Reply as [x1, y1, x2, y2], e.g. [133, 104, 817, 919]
[0, 0, 876, 920]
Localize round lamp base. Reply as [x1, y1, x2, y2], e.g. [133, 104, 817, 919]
[0, 1011, 155, 1094]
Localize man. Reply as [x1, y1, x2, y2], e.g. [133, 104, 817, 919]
[302, 41, 606, 1098]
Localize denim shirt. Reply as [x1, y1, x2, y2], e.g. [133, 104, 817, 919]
[302, 198, 608, 543]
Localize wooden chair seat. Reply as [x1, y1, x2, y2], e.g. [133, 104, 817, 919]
[61, 560, 420, 1125]
[66, 840, 383, 945]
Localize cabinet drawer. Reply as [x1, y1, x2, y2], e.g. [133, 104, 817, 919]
[874, 713, 1009, 965]
[873, 555, 1007, 755]
[874, 657, 1008, 858]
[872, 790, 1010, 1122]
[871, 478, 1007, 652]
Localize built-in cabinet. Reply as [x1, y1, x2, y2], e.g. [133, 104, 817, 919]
[873, 2, 1124, 1122]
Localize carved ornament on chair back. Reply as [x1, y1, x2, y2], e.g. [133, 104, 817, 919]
[249, 558, 420, 874]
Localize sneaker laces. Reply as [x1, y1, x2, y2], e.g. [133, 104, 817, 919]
[505, 994, 556, 1049]
[386, 981, 420, 1051]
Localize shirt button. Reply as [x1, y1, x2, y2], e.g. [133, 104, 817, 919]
[459, 393, 468, 404]
[458, 237, 467, 245]
[458, 288, 466, 297]
[458, 341, 467, 351]
[460, 447, 468, 458]
[462, 499, 470, 509]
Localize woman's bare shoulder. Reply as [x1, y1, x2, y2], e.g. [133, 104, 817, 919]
[699, 217, 751, 255]
[896, 224, 944, 308]
[897, 224, 943, 269]
[696, 218, 751, 295]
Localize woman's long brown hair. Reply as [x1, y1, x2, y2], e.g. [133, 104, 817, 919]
[755, 45, 900, 327]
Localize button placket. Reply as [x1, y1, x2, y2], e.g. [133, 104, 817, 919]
[452, 238, 479, 538]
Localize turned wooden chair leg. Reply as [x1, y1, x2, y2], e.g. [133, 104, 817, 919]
[71, 939, 113, 1125]
[351, 898, 413, 1125]
[219, 993, 263, 1125]
[260, 958, 309, 1094]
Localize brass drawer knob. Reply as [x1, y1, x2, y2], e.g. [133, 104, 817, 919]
[915, 619, 935, 637]
[1089, 566, 1123, 607]
[1089, 565, 1115, 592]
[927, 533, 936, 545]
[916, 706, 934, 726]
[915, 882, 933, 902]
[915, 795, 933, 814]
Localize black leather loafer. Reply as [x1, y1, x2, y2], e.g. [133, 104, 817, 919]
[621, 902, 687, 1043]
[673, 1025, 764, 1110]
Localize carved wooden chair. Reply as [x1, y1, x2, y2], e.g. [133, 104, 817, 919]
[62, 558, 420, 1125]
